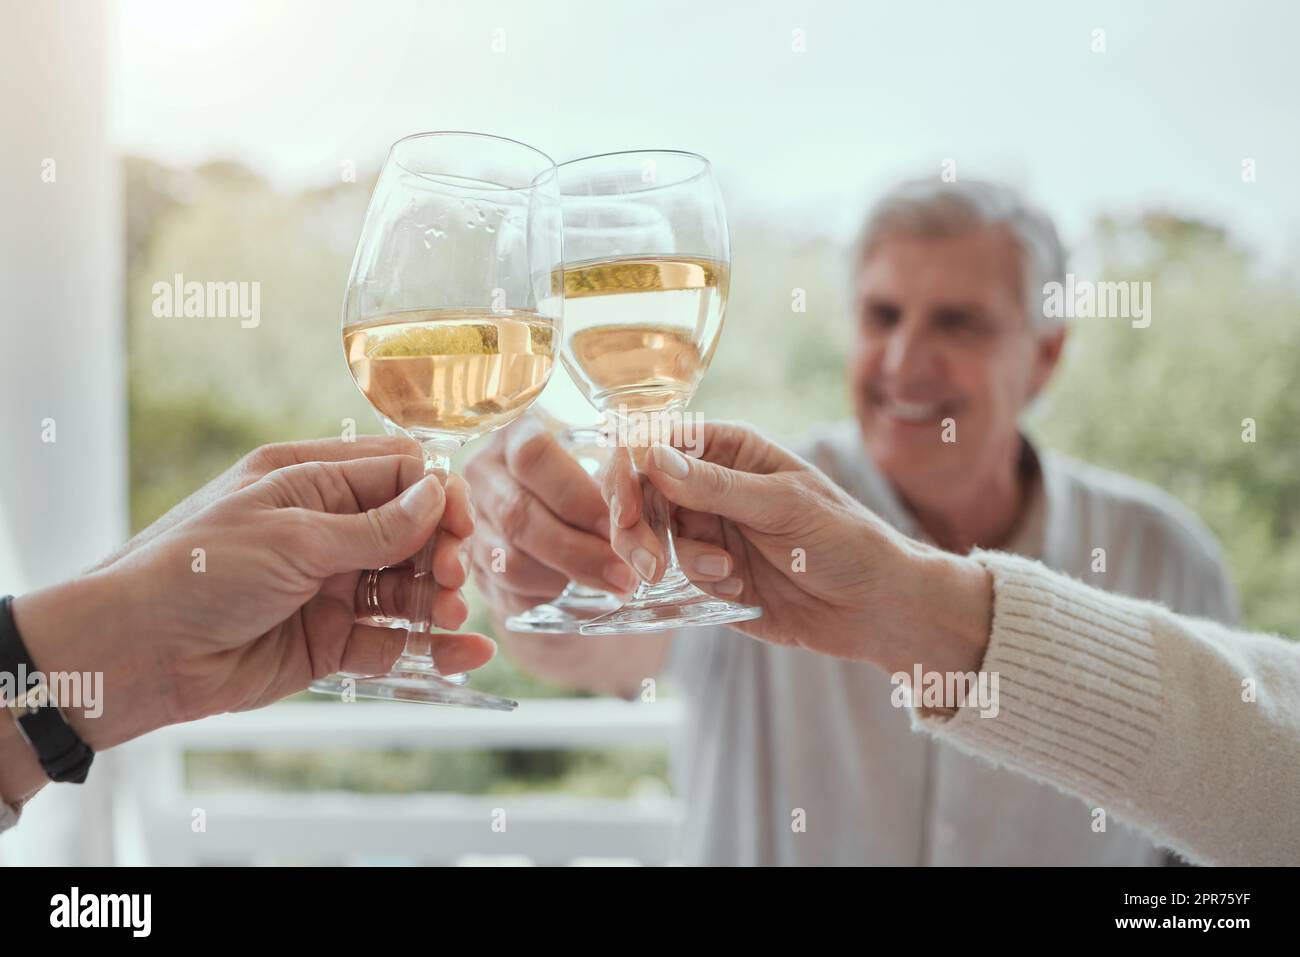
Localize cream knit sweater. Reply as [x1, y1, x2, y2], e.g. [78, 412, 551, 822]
[915, 550, 1300, 866]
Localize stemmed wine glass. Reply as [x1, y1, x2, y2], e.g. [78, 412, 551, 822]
[310, 131, 563, 708]
[555, 150, 761, 635]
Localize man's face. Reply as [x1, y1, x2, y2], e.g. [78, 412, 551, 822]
[850, 227, 1065, 490]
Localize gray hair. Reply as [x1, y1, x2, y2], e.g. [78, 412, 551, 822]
[853, 179, 1068, 329]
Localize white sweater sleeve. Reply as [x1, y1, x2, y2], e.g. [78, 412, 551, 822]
[913, 550, 1300, 866]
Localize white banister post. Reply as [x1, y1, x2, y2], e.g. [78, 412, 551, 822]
[0, 0, 126, 865]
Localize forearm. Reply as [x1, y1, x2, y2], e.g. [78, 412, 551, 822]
[914, 550, 1300, 866]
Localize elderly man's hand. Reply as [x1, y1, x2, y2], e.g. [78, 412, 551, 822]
[463, 414, 735, 620]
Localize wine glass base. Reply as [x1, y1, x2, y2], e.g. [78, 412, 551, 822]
[308, 670, 517, 710]
[579, 583, 761, 635]
[505, 591, 624, 634]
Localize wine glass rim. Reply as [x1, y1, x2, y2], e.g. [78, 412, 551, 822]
[557, 149, 714, 194]
[388, 130, 558, 192]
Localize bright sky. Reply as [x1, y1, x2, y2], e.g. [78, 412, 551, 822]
[111, 0, 1300, 255]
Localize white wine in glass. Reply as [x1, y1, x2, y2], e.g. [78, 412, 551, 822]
[344, 309, 555, 434]
[310, 131, 563, 709]
[562, 256, 723, 414]
[557, 150, 761, 635]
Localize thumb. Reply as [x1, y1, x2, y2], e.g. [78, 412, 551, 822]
[644, 444, 787, 529]
[313, 473, 446, 574]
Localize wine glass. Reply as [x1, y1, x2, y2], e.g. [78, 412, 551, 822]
[555, 150, 761, 635]
[310, 131, 563, 709]
[503, 364, 622, 633]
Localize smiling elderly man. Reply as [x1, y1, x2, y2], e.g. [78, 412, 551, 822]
[467, 178, 1238, 866]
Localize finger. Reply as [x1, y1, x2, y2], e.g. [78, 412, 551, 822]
[338, 624, 405, 675]
[694, 576, 748, 601]
[430, 632, 498, 674]
[609, 501, 665, 585]
[674, 507, 725, 543]
[480, 468, 635, 592]
[352, 564, 471, 629]
[92, 437, 426, 575]
[441, 473, 475, 540]
[354, 565, 410, 623]
[504, 417, 611, 537]
[689, 420, 803, 475]
[257, 454, 426, 516]
[339, 624, 496, 676]
[469, 528, 574, 597]
[310, 472, 447, 575]
[642, 444, 789, 529]
[246, 435, 421, 478]
[358, 476, 473, 580]
[600, 445, 643, 532]
[433, 531, 469, 591]
[432, 586, 471, 630]
[674, 537, 733, 582]
[467, 422, 614, 589]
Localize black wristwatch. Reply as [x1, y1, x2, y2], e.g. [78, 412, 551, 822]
[0, 595, 95, 784]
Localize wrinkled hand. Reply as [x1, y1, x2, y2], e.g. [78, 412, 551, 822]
[602, 421, 988, 672]
[18, 438, 496, 748]
[464, 414, 735, 621]
[92, 436, 419, 573]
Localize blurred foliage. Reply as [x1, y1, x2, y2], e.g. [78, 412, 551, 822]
[126, 159, 1298, 794]
[1033, 213, 1300, 638]
[185, 746, 669, 798]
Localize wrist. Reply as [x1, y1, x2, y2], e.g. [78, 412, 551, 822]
[10, 570, 171, 753]
[880, 539, 993, 679]
[929, 551, 994, 674]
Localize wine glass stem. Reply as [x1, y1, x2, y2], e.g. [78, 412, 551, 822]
[395, 437, 461, 673]
[634, 443, 689, 592]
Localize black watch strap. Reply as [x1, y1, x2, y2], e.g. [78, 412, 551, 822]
[0, 595, 95, 784]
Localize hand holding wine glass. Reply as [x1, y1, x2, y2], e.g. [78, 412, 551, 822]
[462, 410, 738, 634]
[600, 420, 985, 671]
[8, 444, 496, 767]
[555, 150, 760, 634]
[311, 131, 563, 710]
[494, 359, 622, 632]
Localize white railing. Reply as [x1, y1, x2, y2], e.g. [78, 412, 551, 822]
[110, 698, 685, 866]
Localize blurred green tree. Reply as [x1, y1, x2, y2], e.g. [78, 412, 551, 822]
[1034, 214, 1300, 638]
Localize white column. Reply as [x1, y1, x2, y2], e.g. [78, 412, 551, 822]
[0, 0, 126, 865]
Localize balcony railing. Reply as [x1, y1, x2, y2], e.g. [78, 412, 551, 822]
[111, 698, 685, 866]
